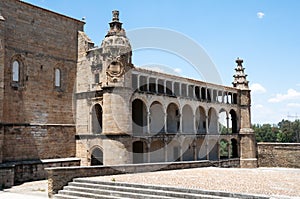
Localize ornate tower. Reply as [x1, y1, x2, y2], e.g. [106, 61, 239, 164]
[101, 11, 134, 165]
[233, 58, 258, 168]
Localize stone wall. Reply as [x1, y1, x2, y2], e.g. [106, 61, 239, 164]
[0, 158, 80, 189]
[0, 0, 84, 162]
[2, 125, 76, 162]
[258, 143, 300, 168]
[46, 159, 240, 197]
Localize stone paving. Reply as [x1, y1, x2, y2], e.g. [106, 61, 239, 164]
[89, 167, 300, 198]
[0, 180, 48, 199]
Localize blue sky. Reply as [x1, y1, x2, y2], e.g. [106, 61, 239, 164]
[23, 0, 300, 124]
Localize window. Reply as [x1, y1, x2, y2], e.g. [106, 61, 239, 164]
[55, 68, 61, 87]
[94, 73, 99, 84]
[12, 61, 19, 82]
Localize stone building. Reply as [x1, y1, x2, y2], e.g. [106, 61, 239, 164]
[0, 1, 257, 187]
[75, 10, 257, 168]
[0, 0, 84, 186]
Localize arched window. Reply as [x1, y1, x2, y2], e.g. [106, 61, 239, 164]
[12, 60, 19, 82]
[55, 68, 61, 87]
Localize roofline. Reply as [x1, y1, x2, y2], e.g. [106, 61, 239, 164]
[133, 67, 239, 92]
[19, 0, 85, 25]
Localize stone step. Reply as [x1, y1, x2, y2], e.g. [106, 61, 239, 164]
[74, 178, 253, 199]
[54, 193, 93, 199]
[56, 190, 132, 199]
[67, 182, 232, 199]
[62, 186, 179, 199]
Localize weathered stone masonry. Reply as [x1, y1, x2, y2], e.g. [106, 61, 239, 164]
[0, 0, 84, 187]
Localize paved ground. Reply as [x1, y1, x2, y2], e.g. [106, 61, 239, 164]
[89, 167, 300, 198]
[0, 180, 48, 199]
[0, 167, 299, 199]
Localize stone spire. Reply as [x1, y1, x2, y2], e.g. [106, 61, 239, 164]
[232, 58, 249, 89]
[106, 10, 125, 37]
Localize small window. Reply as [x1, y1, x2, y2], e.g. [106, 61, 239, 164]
[12, 61, 19, 82]
[55, 68, 61, 87]
[94, 73, 99, 84]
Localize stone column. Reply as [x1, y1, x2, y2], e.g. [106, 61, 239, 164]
[239, 89, 257, 168]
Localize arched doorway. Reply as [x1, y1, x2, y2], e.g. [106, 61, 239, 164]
[182, 105, 194, 134]
[195, 106, 206, 134]
[91, 148, 103, 166]
[92, 104, 102, 134]
[132, 99, 147, 135]
[150, 101, 165, 134]
[150, 140, 165, 162]
[133, 141, 145, 163]
[167, 103, 179, 133]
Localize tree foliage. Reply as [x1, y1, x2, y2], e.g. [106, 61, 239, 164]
[253, 119, 300, 143]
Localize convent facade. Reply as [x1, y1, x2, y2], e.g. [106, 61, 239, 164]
[0, 0, 257, 177]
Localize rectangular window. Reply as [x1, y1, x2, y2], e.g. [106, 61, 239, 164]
[94, 73, 99, 84]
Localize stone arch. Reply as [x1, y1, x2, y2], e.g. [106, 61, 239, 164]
[91, 103, 103, 134]
[219, 139, 230, 159]
[150, 101, 165, 134]
[167, 140, 181, 162]
[132, 99, 147, 135]
[10, 54, 26, 86]
[229, 109, 238, 134]
[231, 138, 239, 158]
[132, 141, 147, 163]
[182, 138, 195, 161]
[218, 109, 228, 134]
[150, 140, 165, 162]
[208, 107, 218, 134]
[195, 139, 207, 160]
[182, 104, 194, 134]
[166, 103, 180, 133]
[195, 106, 206, 134]
[90, 147, 103, 166]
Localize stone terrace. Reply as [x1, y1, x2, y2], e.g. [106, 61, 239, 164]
[87, 167, 300, 198]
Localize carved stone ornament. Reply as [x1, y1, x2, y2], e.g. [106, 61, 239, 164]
[106, 59, 124, 78]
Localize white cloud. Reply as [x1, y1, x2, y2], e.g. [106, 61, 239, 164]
[268, 89, 300, 103]
[287, 103, 300, 108]
[250, 83, 266, 94]
[174, 68, 182, 74]
[257, 12, 265, 19]
[254, 104, 264, 109]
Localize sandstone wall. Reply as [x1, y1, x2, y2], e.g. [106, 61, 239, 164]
[258, 143, 300, 168]
[0, 0, 84, 162]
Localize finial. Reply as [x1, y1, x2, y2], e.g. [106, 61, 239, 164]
[112, 10, 119, 21]
[236, 57, 243, 66]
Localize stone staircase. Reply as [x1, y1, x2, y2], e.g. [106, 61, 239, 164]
[54, 178, 270, 199]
